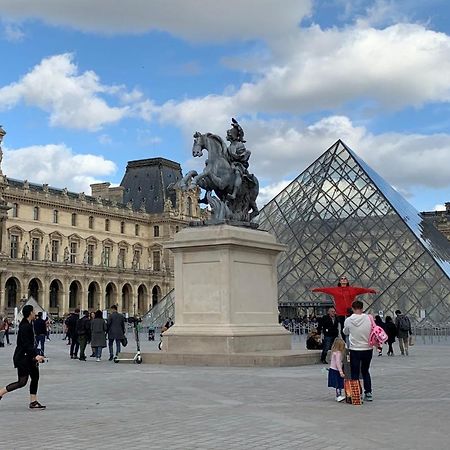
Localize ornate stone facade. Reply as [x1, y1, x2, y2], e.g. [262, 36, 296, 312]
[0, 156, 201, 317]
[422, 203, 450, 241]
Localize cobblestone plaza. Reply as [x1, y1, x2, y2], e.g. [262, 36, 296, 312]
[1, 335, 449, 449]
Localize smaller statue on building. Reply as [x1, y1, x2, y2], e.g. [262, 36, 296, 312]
[164, 198, 173, 212]
[63, 246, 70, 262]
[83, 249, 89, 265]
[22, 242, 29, 260]
[78, 192, 86, 201]
[132, 252, 140, 270]
[62, 187, 69, 197]
[44, 243, 50, 261]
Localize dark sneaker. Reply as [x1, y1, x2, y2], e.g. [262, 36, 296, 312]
[29, 401, 46, 409]
[363, 393, 373, 402]
[108, 356, 114, 361]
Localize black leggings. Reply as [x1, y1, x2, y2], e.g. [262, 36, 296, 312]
[6, 365, 40, 395]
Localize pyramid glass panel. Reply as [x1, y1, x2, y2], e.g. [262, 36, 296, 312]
[259, 140, 450, 324]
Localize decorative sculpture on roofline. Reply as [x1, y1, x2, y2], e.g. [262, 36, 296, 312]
[172, 118, 259, 225]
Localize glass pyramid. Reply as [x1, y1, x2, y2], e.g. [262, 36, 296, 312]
[258, 140, 450, 325]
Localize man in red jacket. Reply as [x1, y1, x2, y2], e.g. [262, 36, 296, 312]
[312, 276, 376, 338]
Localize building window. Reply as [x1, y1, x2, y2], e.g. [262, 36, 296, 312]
[51, 240, 59, 262]
[120, 221, 125, 234]
[175, 226, 179, 233]
[70, 242, 77, 264]
[71, 213, 77, 226]
[33, 206, 39, 221]
[104, 246, 111, 267]
[187, 197, 193, 216]
[153, 251, 161, 271]
[153, 225, 160, 237]
[87, 244, 95, 265]
[135, 224, 139, 236]
[53, 210, 58, 224]
[10, 235, 18, 258]
[12, 203, 18, 217]
[88, 216, 94, 229]
[31, 238, 40, 261]
[105, 219, 110, 232]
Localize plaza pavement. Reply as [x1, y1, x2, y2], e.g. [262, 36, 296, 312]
[0, 332, 449, 450]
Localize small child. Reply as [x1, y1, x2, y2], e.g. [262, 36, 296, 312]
[328, 337, 346, 402]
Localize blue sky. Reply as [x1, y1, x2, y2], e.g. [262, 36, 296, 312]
[1, 0, 450, 211]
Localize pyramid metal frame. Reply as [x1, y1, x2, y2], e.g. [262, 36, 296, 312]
[258, 140, 450, 325]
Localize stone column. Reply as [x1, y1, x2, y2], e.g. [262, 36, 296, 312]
[42, 277, 50, 311]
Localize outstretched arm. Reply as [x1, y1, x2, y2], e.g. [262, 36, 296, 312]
[353, 287, 376, 295]
[311, 287, 338, 296]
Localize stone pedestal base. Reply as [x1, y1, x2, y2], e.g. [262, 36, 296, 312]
[163, 225, 290, 355]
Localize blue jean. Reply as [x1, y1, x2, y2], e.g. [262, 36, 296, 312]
[36, 334, 46, 355]
[95, 347, 103, 358]
[321, 336, 336, 362]
[108, 338, 121, 357]
[350, 349, 373, 394]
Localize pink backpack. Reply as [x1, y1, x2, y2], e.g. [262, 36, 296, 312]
[368, 315, 388, 347]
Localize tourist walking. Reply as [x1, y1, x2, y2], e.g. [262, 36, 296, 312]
[327, 337, 346, 402]
[0, 305, 46, 409]
[65, 308, 80, 359]
[374, 315, 385, 356]
[384, 316, 397, 356]
[312, 276, 376, 338]
[107, 305, 125, 361]
[0, 316, 5, 348]
[317, 307, 339, 364]
[395, 310, 412, 356]
[89, 311, 96, 357]
[343, 300, 374, 402]
[76, 310, 91, 361]
[91, 310, 107, 362]
[4, 317, 11, 345]
[34, 312, 47, 356]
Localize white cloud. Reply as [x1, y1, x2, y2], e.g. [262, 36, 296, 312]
[2, 22, 25, 41]
[258, 180, 291, 207]
[0, 53, 129, 130]
[0, 0, 312, 42]
[3, 144, 117, 192]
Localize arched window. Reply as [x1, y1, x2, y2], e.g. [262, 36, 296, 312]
[53, 210, 58, 223]
[105, 219, 110, 232]
[71, 213, 77, 226]
[88, 216, 94, 229]
[33, 206, 39, 221]
[153, 225, 159, 237]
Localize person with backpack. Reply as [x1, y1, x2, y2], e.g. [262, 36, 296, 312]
[395, 310, 412, 356]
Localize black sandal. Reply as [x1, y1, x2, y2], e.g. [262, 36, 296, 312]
[29, 401, 46, 409]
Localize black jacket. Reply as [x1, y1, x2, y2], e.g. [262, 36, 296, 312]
[76, 316, 91, 338]
[65, 313, 79, 337]
[317, 315, 339, 338]
[33, 317, 47, 336]
[13, 318, 38, 370]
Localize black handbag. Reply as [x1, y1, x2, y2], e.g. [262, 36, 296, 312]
[121, 336, 128, 347]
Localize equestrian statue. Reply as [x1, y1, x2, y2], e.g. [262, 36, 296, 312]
[174, 119, 259, 225]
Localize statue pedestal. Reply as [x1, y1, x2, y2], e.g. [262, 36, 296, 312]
[163, 225, 291, 354]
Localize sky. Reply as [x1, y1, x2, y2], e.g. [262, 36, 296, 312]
[1, 0, 450, 212]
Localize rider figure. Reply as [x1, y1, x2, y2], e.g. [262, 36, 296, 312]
[226, 118, 251, 200]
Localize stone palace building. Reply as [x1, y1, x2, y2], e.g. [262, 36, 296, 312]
[0, 126, 202, 317]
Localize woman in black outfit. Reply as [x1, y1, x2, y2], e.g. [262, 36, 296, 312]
[384, 316, 397, 356]
[0, 305, 46, 409]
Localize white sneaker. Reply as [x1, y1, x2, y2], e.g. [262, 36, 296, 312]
[96, 358, 101, 362]
[336, 395, 346, 402]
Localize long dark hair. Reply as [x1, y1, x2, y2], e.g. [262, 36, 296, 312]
[337, 276, 350, 287]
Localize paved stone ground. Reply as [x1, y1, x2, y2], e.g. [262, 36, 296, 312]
[0, 332, 449, 450]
